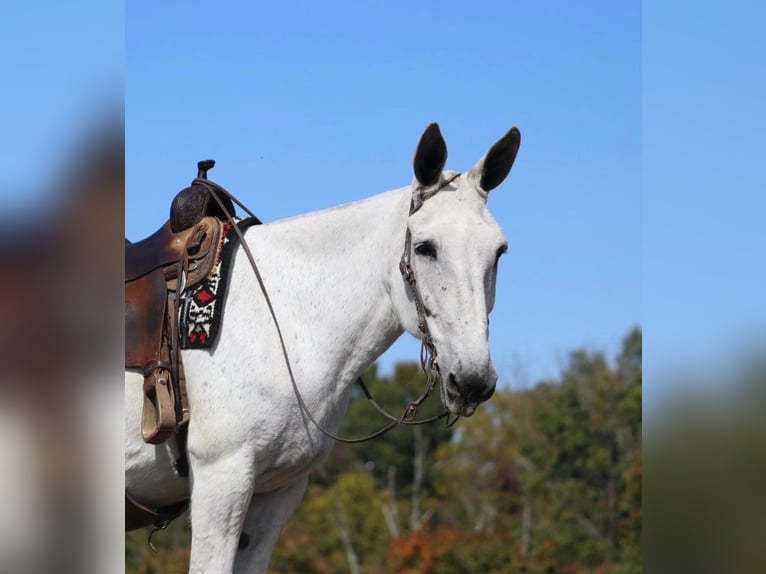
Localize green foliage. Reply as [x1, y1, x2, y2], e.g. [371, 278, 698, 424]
[500, 327, 642, 569]
[127, 327, 643, 573]
[271, 473, 391, 574]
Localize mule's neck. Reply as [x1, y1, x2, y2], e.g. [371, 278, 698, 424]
[240, 186, 412, 387]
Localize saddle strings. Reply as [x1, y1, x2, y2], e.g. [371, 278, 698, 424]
[192, 177, 456, 443]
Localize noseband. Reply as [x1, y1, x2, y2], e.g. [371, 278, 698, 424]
[192, 173, 461, 443]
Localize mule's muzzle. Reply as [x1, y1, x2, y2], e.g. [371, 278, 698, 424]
[443, 371, 497, 417]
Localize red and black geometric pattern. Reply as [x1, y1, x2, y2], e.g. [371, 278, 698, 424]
[179, 217, 260, 349]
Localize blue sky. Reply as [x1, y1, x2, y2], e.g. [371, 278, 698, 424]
[126, 1, 641, 389]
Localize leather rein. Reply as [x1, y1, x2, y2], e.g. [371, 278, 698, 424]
[190, 174, 460, 443]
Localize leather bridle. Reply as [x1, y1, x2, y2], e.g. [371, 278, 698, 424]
[398, 172, 462, 373]
[191, 172, 461, 443]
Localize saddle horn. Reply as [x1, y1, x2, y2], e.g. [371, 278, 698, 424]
[170, 159, 235, 233]
[197, 159, 215, 179]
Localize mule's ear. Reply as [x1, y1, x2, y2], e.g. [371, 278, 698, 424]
[413, 122, 448, 187]
[468, 127, 521, 195]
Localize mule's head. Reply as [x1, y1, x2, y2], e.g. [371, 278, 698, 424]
[398, 123, 520, 417]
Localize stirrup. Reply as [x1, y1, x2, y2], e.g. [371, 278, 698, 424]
[141, 361, 177, 444]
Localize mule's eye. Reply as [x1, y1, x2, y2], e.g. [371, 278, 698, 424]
[414, 241, 438, 260]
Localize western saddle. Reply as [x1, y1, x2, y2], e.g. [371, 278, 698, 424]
[125, 160, 243, 531]
[126, 160, 235, 445]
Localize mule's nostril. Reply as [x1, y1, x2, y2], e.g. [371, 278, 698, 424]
[449, 372, 495, 406]
[446, 373, 459, 401]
